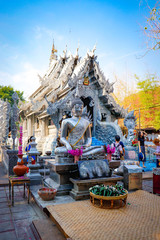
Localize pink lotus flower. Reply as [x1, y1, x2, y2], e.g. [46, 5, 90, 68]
[104, 145, 115, 154]
[68, 147, 83, 156]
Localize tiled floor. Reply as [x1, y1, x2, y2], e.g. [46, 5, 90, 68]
[0, 185, 48, 240]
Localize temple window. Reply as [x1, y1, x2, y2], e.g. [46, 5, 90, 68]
[37, 118, 39, 129]
[48, 118, 54, 126]
[101, 113, 106, 121]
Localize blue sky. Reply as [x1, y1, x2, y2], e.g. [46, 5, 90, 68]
[0, 0, 159, 99]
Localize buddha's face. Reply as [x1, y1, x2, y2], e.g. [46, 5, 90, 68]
[72, 103, 83, 117]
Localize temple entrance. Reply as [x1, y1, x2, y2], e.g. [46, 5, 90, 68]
[81, 96, 94, 132]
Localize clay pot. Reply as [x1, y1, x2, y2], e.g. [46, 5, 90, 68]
[13, 165, 28, 176]
[38, 187, 57, 201]
[13, 154, 28, 176]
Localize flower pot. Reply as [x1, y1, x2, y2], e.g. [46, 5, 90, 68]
[107, 153, 112, 161]
[74, 155, 79, 163]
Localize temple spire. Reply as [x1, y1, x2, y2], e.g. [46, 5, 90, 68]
[50, 40, 57, 64]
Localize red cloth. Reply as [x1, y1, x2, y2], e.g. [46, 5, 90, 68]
[31, 160, 36, 164]
[153, 174, 160, 194]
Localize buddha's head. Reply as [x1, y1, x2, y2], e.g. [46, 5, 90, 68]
[71, 98, 83, 117]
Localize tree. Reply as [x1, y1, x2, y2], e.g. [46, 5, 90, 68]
[0, 85, 25, 106]
[112, 75, 137, 106]
[136, 74, 160, 129]
[122, 74, 160, 130]
[144, 1, 160, 51]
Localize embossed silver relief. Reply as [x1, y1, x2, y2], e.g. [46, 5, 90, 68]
[0, 99, 4, 143]
[0, 99, 11, 144]
[11, 92, 19, 150]
[95, 120, 125, 145]
[3, 101, 11, 143]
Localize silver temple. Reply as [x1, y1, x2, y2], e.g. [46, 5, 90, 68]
[19, 43, 128, 154]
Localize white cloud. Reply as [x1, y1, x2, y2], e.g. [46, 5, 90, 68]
[98, 52, 113, 59]
[0, 71, 13, 86]
[34, 26, 64, 41]
[0, 62, 46, 100]
[113, 50, 144, 61]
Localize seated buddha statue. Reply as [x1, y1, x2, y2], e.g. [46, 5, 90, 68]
[55, 98, 104, 157]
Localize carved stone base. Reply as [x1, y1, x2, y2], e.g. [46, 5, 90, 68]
[55, 154, 105, 163]
[44, 161, 79, 195]
[70, 175, 124, 200]
[55, 154, 74, 163]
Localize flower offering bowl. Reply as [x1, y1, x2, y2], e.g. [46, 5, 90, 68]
[38, 187, 57, 201]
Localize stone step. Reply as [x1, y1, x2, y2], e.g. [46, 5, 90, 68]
[39, 168, 50, 176]
[30, 219, 67, 240]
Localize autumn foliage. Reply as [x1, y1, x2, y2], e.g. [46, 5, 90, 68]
[114, 74, 160, 130]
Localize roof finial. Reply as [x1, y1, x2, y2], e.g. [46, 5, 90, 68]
[62, 44, 67, 58]
[92, 43, 97, 54]
[50, 39, 57, 64]
[76, 41, 80, 56]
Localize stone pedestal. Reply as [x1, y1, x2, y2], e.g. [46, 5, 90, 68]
[44, 160, 78, 196]
[27, 135, 42, 185]
[123, 165, 142, 190]
[27, 163, 42, 185]
[70, 175, 124, 200]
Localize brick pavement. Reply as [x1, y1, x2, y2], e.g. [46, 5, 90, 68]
[0, 185, 48, 240]
[0, 162, 8, 186]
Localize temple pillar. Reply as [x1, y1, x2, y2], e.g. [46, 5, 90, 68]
[27, 117, 32, 136]
[23, 119, 26, 131]
[41, 118, 46, 137]
[92, 92, 98, 137]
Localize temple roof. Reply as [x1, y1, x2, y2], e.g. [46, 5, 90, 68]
[20, 45, 127, 118]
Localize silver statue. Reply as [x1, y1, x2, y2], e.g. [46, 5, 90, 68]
[55, 98, 104, 156]
[124, 110, 137, 146]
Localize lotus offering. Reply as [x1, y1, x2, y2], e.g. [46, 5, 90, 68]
[89, 184, 126, 197]
[89, 184, 128, 209]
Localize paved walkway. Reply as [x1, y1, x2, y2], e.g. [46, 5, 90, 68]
[0, 158, 67, 240]
[0, 159, 49, 240]
[0, 185, 48, 240]
[0, 162, 8, 186]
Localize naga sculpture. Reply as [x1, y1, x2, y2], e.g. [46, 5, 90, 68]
[124, 110, 137, 146]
